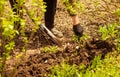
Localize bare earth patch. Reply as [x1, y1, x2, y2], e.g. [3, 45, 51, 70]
[4, 0, 119, 77]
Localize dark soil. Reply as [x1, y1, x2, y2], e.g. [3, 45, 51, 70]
[4, 0, 119, 77]
[5, 39, 113, 77]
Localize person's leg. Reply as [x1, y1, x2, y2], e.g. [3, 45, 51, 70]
[62, 0, 83, 37]
[43, 0, 57, 30]
[71, 15, 79, 25]
[43, 0, 63, 38]
[72, 15, 83, 37]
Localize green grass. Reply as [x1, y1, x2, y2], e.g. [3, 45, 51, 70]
[49, 51, 120, 77]
[83, 53, 120, 77]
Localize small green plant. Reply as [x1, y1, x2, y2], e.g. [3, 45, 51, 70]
[98, 23, 120, 51]
[79, 34, 90, 45]
[0, 0, 46, 76]
[42, 46, 58, 53]
[72, 34, 80, 43]
[49, 63, 79, 77]
[88, 55, 102, 70]
[49, 53, 120, 77]
[0, 1, 18, 76]
[113, 8, 120, 17]
[99, 23, 118, 40]
[73, 34, 90, 43]
[83, 53, 120, 77]
[72, 34, 90, 48]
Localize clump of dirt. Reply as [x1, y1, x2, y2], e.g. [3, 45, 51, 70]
[5, 39, 113, 77]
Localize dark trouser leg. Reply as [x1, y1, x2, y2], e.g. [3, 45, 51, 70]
[43, 0, 57, 30]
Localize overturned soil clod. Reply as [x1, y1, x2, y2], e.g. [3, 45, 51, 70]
[10, 39, 113, 77]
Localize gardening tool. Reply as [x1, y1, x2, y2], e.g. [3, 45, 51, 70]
[23, 5, 60, 45]
[38, 24, 60, 45]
